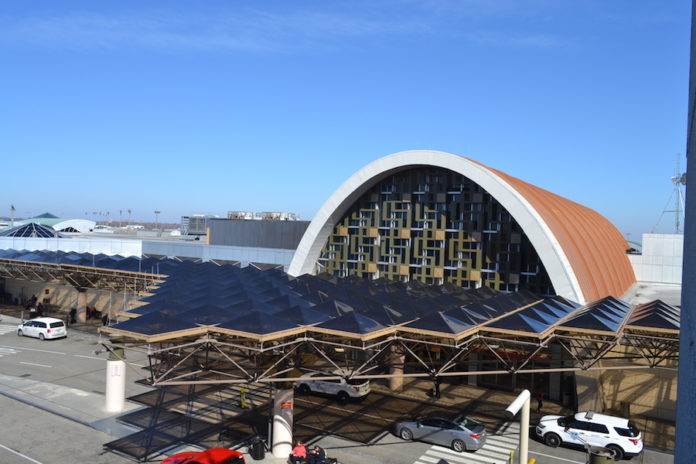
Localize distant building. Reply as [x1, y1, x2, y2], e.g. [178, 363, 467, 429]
[208, 218, 309, 249]
[12, 213, 96, 234]
[180, 214, 219, 236]
[227, 211, 299, 221]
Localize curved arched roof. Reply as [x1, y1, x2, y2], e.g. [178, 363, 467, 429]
[288, 150, 635, 303]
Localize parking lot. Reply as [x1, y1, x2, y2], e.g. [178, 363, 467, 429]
[0, 313, 675, 464]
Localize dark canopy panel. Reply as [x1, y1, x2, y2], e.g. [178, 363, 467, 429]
[112, 312, 196, 335]
[484, 297, 578, 334]
[0, 250, 681, 340]
[403, 311, 475, 335]
[626, 299, 680, 332]
[218, 311, 298, 335]
[557, 296, 632, 333]
[315, 312, 387, 335]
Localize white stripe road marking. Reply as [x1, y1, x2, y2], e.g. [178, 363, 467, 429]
[529, 450, 585, 464]
[454, 446, 510, 461]
[19, 361, 52, 368]
[495, 422, 520, 433]
[0, 344, 65, 355]
[0, 444, 43, 464]
[478, 443, 513, 453]
[487, 436, 519, 446]
[73, 354, 105, 361]
[431, 443, 513, 461]
[428, 449, 507, 464]
[418, 456, 439, 463]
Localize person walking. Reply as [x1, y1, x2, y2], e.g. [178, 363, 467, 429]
[535, 390, 544, 414]
[240, 385, 248, 409]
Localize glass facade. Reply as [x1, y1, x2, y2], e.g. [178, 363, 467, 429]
[318, 167, 554, 294]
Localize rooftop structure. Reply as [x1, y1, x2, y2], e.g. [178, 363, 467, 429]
[227, 211, 300, 221]
[9, 213, 96, 234]
[290, 150, 636, 304]
[0, 223, 62, 238]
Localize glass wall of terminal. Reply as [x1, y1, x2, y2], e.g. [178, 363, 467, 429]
[318, 167, 554, 295]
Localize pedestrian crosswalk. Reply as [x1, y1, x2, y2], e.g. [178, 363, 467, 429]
[0, 324, 17, 336]
[414, 421, 520, 464]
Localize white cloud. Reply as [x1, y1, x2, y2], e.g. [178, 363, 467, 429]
[0, 4, 566, 53]
[0, 9, 428, 53]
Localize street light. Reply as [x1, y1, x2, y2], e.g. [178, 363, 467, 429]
[154, 210, 161, 234]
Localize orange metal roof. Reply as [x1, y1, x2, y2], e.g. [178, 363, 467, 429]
[475, 161, 635, 301]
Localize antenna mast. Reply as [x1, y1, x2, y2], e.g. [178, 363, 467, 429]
[653, 154, 687, 234]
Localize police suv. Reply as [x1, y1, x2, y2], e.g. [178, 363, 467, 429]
[536, 411, 643, 460]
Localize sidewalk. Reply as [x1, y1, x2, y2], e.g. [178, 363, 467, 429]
[0, 371, 142, 438]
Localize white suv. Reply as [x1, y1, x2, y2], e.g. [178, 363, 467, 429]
[17, 317, 68, 340]
[536, 411, 643, 460]
[295, 371, 370, 402]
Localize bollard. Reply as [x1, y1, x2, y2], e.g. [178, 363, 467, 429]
[105, 346, 126, 412]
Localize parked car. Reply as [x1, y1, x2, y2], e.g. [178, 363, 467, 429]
[394, 414, 487, 452]
[17, 317, 67, 340]
[162, 447, 245, 464]
[295, 371, 370, 402]
[536, 411, 643, 460]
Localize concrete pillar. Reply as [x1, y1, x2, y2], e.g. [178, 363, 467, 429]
[105, 348, 126, 412]
[389, 345, 405, 392]
[272, 389, 294, 458]
[549, 344, 561, 402]
[468, 353, 478, 386]
[76, 290, 87, 323]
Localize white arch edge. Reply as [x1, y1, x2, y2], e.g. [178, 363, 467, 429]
[288, 150, 585, 303]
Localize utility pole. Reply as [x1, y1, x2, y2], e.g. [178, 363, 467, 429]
[154, 210, 161, 236]
[651, 153, 687, 234]
[670, 154, 687, 234]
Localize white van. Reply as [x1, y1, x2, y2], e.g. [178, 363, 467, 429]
[17, 317, 68, 340]
[536, 411, 643, 460]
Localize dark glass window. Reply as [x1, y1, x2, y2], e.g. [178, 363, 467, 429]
[614, 423, 640, 437]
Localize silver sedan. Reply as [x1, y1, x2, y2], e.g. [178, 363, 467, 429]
[394, 415, 487, 452]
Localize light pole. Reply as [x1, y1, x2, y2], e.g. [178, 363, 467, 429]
[154, 210, 161, 236]
[505, 389, 531, 464]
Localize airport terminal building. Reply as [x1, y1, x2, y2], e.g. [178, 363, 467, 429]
[290, 151, 636, 304]
[0, 150, 682, 458]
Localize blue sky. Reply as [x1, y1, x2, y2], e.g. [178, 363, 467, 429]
[0, 1, 690, 241]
